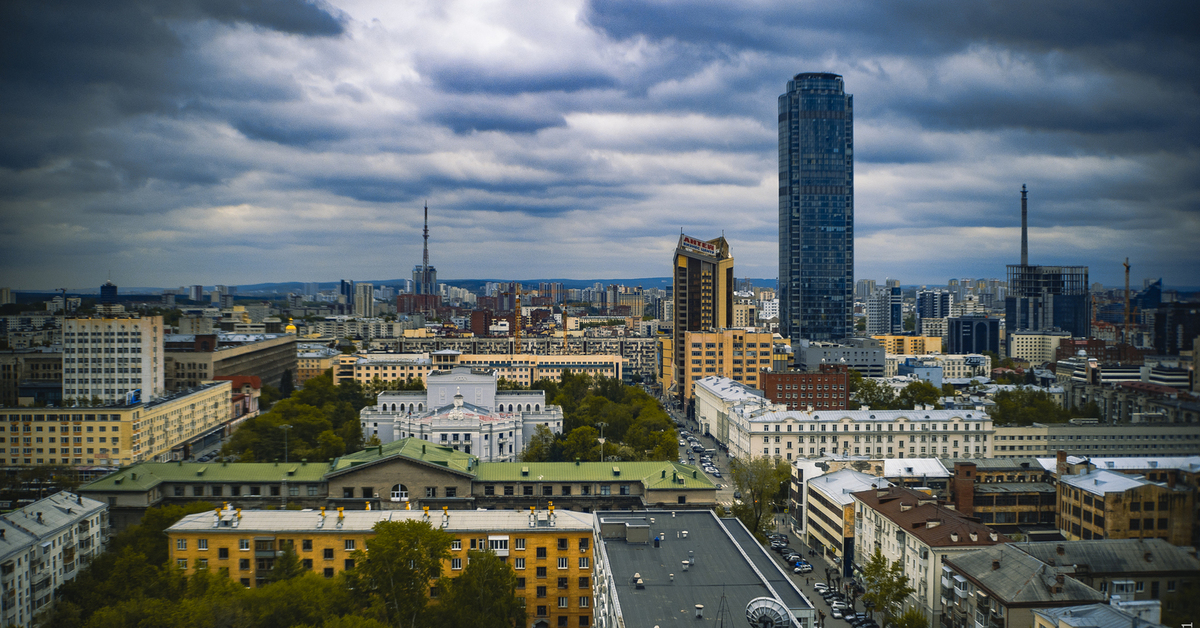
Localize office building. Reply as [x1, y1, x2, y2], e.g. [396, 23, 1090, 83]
[1008, 330, 1072, 365]
[594, 510, 816, 628]
[670, 234, 734, 403]
[867, 286, 903, 336]
[167, 506, 596, 627]
[946, 315, 1000, 355]
[1006, 187, 1090, 342]
[63, 315, 164, 405]
[354, 282, 375, 318]
[163, 333, 296, 392]
[1056, 467, 1194, 545]
[675, 328, 773, 400]
[0, 492, 108, 628]
[874, 335, 943, 355]
[796, 338, 885, 377]
[916, 289, 953, 328]
[99, 280, 117, 305]
[779, 72, 854, 343]
[804, 468, 881, 571]
[338, 279, 354, 304]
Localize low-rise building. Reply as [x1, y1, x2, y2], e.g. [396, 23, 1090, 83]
[164, 333, 296, 392]
[593, 510, 816, 628]
[761, 364, 851, 412]
[874, 336, 944, 355]
[1056, 465, 1195, 546]
[993, 422, 1200, 458]
[296, 345, 340, 383]
[946, 460, 1057, 534]
[941, 544, 1104, 628]
[1012, 538, 1200, 604]
[805, 468, 886, 568]
[886, 354, 991, 380]
[1008, 330, 1073, 366]
[167, 505, 596, 627]
[1033, 603, 1168, 628]
[797, 339, 885, 378]
[853, 485, 1007, 627]
[0, 492, 108, 628]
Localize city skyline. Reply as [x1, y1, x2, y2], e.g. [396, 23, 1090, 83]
[2, 1, 1197, 290]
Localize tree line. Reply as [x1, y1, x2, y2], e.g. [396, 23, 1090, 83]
[520, 371, 677, 463]
[49, 503, 525, 628]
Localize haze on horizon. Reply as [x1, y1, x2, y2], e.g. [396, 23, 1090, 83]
[2, 0, 1197, 291]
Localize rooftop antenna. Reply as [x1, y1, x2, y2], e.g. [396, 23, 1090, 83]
[1020, 184, 1028, 267]
[1123, 258, 1131, 343]
[421, 202, 431, 296]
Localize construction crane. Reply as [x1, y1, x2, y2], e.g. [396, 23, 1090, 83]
[1123, 257, 1131, 344]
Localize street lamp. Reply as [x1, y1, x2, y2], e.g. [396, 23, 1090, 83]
[280, 424, 293, 463]
[596, 422, 608, 463]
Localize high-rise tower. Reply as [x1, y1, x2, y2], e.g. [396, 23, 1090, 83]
[670, 234, 733, 404]
[412, 203, 438, 296]
[778, 73, 854, 342]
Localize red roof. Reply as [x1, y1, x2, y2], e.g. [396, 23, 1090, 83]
[213, 375, 262, 390]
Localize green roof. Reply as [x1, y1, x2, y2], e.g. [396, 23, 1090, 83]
[79, 460, 334, 493]
[474, 461, 717, 490]
[328, 438, 477, 476]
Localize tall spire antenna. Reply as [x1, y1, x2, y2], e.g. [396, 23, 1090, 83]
[1020, 184, 1029, 267]
[422, 202, 430, 295]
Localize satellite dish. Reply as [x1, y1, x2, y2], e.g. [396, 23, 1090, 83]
[746, 597, 792, 628]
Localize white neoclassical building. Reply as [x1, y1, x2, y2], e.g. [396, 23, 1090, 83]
[359, 366, 564, 462]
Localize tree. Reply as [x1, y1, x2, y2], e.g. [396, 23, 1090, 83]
[270, 544, 305, 582]
[859, 547, 914, 627]
[895, 381, 942, 410]
[433, 550, 526, 628]
[891, 607, 927, 628]
[855, 379, 896, 410]
[280, 369, 295, 397]
[991, 387, 1070, 425]
[521, 424, 557, 462]
[346, 519, 453, 628]
[560, 426, 600, 462]
[729, 457, 790, 538]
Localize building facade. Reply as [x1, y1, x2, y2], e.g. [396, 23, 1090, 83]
[164, 333, 297, 392]
[778, 72, 854, 343]
[671, 234, 734, 402]
[867, 286, 903, 336]
[991, 423, 1200, 458]
[1056, 468, 1194, 545]
[676, 328, 773, 400]
[946, 316, 1001, 356]
[63, 315, 164, 405]
[874, 336, 943, 355]
[761, 364, 850, 411]
[0, 492, 108, 628]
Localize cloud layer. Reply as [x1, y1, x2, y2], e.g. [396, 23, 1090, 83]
[1, 0, 1197, 290]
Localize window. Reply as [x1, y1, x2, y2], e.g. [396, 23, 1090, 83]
[176, 539, 187, 550]
[218, 547, 229, 559]
[516, 538, 526, 550]
[344, 559, 355, 570]
[426, 487, 437, 498]
[515, 558, 525, 570]
[579, 557, 590, 569]
[580, 617, 590, 627]
[537, 547, 547, 558]
[198, 539, 208, 551]
[452, 558, 462, 570]
[324, 568, 334, 578]
[542, 485, 553, 496]
[558, 538, 569, 550]
[579, 538, 589, 552]
[579, 576, 590, 588]
[579, 596, 590, 608]
[323, 548, 334, 559]
[177, 558, 187, 569]
[1136, 581, 1145, 592]
[558, 577, 568, 589]
[558, 596, 569, 608]
[537, 586, 547, 598]
[302, 539, 313, 551]
[517, 577, 526, 589]
[537, 606, 547, 618]
[445, 487, 457, 498]
[558, 557, 568, 569]
[345, 540, 356, 551]
[537, 567, 547, 578]
[302, 559, 312, 570]
[239, 559, 250, 570]
[452, 540, 462, 550]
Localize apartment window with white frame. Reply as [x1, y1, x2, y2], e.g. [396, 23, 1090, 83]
[579, 557, 590, 569]
[515, 557, 525, 570]
[558, 557, 568, 569]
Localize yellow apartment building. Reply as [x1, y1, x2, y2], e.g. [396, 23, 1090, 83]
[168, 506, 596, 626]
[678, 329, 774, 400]
[872, 335, 943, 355]
[336, 351, 625, 388]
[0, 380, 230, 471]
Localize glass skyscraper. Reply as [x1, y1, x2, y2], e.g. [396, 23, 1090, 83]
[778, 72, 854, 342]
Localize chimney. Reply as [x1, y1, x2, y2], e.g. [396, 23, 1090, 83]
[1056, 573, 1064, 584]
[1020, 184, 1029, 266]
[1056, 450, 1068, 477]
[695, 604, 704, 619]
[953, 462, 976, 518]
[1056, 544, 1065, 556]
[992, 560, 1000, 570]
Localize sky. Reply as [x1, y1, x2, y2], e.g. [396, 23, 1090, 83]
[2, 0, 1198, 291]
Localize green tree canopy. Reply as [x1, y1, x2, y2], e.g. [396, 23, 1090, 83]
[346, 519, 453, 628]
[891, 607, 928, 628]
[991, 387, 1071, 425]
[432, 550, 526, 628]
[859, 547, 915, 627]
[855, 378, 896, 410]
[730, 457, 790, 538]
[896, 380, 942, 410]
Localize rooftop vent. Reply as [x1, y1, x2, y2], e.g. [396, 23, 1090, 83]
[992, 560, 1001, 570]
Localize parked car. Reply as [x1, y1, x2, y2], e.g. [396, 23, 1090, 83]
[831, 609, 845, 619]
[796, 564, 813, 574]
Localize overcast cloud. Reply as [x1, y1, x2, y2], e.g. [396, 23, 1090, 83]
[1, 0, 1197, 290]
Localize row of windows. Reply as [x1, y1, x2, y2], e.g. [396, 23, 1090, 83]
[481, 484, 631, 497]
[175, 484, 320, 497]
[761, 422, 985, 432]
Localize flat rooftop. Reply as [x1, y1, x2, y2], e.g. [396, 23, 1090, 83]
[596, 510, 810, 627]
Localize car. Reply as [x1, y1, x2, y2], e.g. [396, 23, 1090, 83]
[679, 440, 686, 446]
[831, 609, 845, 620]
[813, 583, 829, 592]
[830, 601, 850, 610]
[710, 470, 722, 478]
[796, 564, 813, 574]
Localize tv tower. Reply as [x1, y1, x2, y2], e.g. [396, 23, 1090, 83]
[420, 203, 431, 295]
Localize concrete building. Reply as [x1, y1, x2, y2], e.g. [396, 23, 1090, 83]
[360, 366, 562, 462]
[0, 492, 108, 628]
[947, 315, 1001, 356]
[354, 282, 375, 318]
[874, 336, 943, 355]
[1009, 330, 1072, 366]
[940, 544, 1105, 628]
[718, 405, 994, 463]
[676, 328, 774, 400]
[168, 505, 596, 628]
[761, 364, 851, 412]
[296, 344, 339, 383]
[0, 348, 62, 408]
[0, 381, 230, 472]
[670, 233, 734, 403]
[594, 509, 816, 628]
[921, 318, 949, 343]
[946, 460, 1057, 533]
[164, 333, 296, 392]
[992, 423, 1200, 458]
[853, 486, 1007, 626]
[797, 339, 885, 378]
[886, 354, 991, 380]
[383, 336, 657, 384]
[867, 287, 903, 336]
[1032, 603, 1167, 628]
[63, 315, 164, 405]
[805, 468, 884, 569]
[1012, 538, 1200, 604]
[916, 290, 954, 330]
[1056, 466, 1195, 545]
